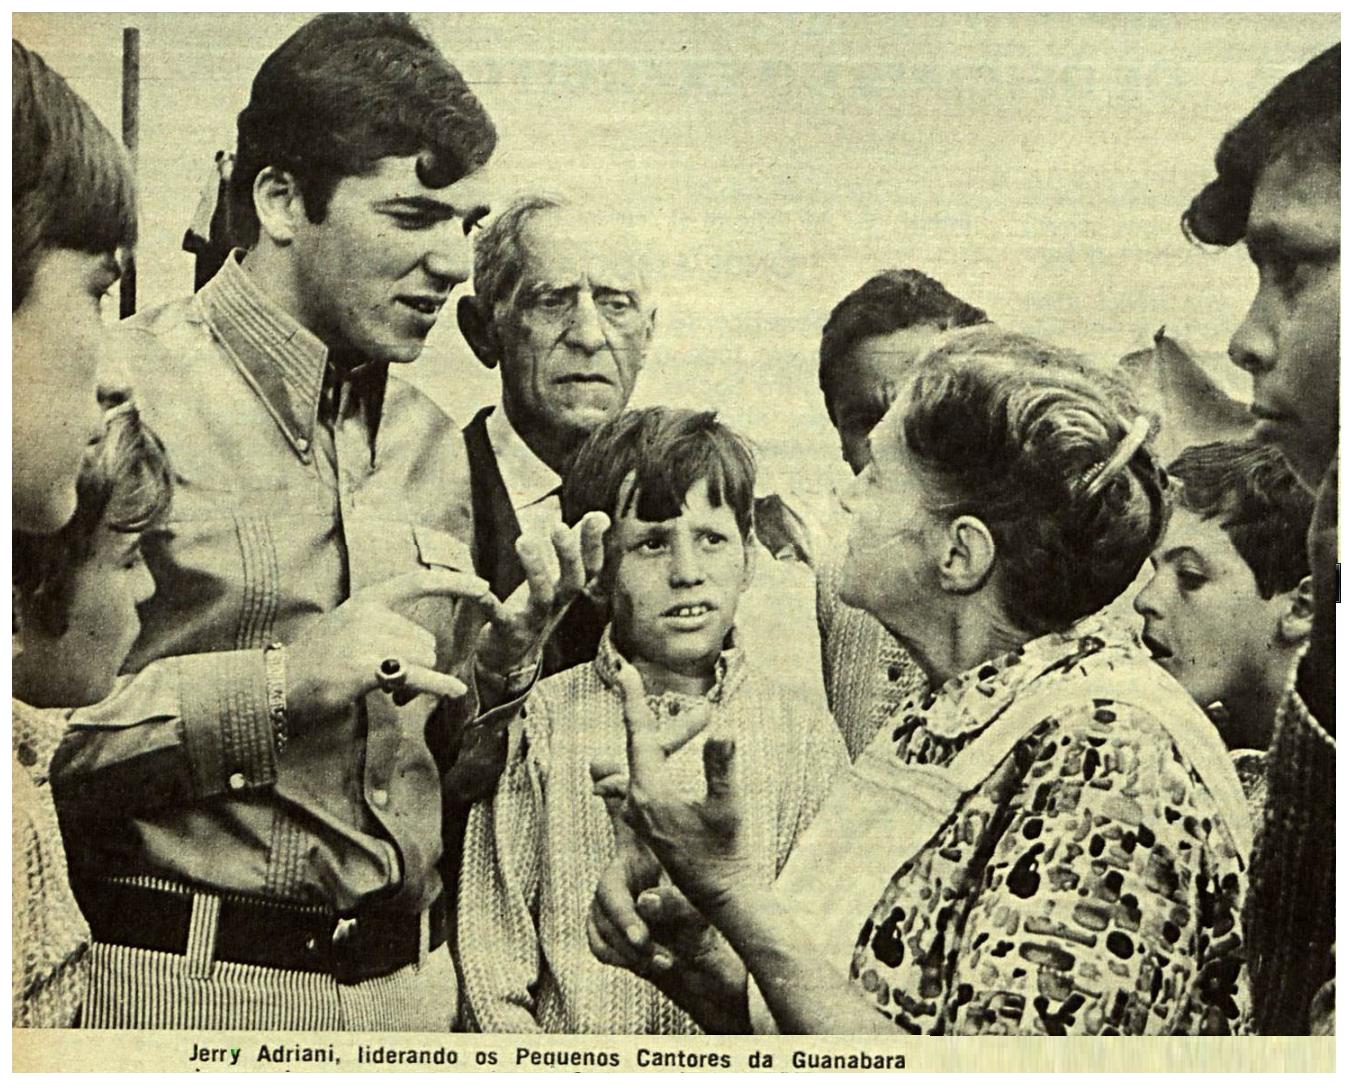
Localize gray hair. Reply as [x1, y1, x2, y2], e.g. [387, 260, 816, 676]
[470, 192, 569, 315]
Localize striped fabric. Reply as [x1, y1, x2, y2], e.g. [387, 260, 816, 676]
[83, 878, 456, 1031]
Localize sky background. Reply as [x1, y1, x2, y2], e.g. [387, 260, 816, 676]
[12, 11, 1339, 500]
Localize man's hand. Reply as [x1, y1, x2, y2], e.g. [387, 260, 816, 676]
[474, 512, 610, 679]
[285, 569, 495, 725]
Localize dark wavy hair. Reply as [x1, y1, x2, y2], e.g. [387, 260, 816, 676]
[230, 13, 497, 244]
[12, 39, 137, 310]
[819, 269, 988, 423]
[13, 402, 173, 638]
[1183, 43, 1339, 247]
[893, 328, 1166, 635]
[561, 408, 758, 553]
[1168, 441, 1313, 599]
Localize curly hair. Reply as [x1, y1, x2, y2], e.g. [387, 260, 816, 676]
[12, 39, 137, 310]
[13, 402, 173, 638]
[561, 407, 758, 546]
[818, 269, 988, 424]
[1182, 43, 1339, 247]
[892, 329, 1166, 635]
[230, 13, 497, 244]
[1168, 441, 1313, 599]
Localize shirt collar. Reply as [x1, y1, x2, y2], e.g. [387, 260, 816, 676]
[199, 251, 337, 461]
[485, 401, 562, 511]
[592, 623, 747, 705]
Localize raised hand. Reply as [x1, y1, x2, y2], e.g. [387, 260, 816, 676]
[474, 511, 610, 679]
[611, 660, 759, 917]
[285, 569, 496, 724]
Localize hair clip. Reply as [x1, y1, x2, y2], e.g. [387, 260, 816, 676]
[1078, 415, 1151, 498]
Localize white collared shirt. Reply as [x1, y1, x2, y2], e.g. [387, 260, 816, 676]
[484, 401, 563, 544]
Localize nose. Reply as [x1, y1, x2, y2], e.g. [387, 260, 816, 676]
[668, 536, 704, 588]
[421, 223, 472, 288]
[133, 558, 157, 608]
[564, 295, 608, 353]
[1132, 572, 1163, 620]
[1227, 288, 1277, 378]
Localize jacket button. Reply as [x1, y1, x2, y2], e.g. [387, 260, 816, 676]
[372, 788, 390, 808]
[228, 771, 247, 792]
[294, 436, 310, 453]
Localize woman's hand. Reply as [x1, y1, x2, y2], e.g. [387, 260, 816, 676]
[587, 820, 751, 1032]
[607, 660, 763, 918]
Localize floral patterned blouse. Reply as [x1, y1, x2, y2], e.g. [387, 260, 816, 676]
[847, 615, 1250, 1035]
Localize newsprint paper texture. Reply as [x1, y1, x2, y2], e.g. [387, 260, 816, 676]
[10, 9, 1338, 1074]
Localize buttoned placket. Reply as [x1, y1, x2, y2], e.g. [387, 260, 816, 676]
[325, 371, 403, 881]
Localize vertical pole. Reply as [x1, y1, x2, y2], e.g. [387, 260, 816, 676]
[119, 26, 140, 318]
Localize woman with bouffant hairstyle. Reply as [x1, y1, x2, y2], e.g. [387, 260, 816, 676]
[592, 327, 1253, 1036]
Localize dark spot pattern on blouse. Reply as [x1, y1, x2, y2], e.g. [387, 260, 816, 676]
[849, 620, 1250, 1036]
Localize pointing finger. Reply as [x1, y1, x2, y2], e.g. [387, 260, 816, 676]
[390, 663, 469, 702]
[365, 569, 494, 611]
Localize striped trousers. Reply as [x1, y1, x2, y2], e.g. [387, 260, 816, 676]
[82, 890, 458, 1031]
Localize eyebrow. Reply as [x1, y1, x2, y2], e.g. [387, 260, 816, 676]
[375, 195, 492, 223]
[1162, 545, 1207, 567]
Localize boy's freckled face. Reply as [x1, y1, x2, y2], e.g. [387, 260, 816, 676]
[606, 480, 753, 681]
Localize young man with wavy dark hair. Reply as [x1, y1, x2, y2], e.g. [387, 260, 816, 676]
[52, 13, 605, 1031]
[1183, 42, 1338, 1036]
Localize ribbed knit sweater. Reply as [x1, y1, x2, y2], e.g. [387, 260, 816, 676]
[12, 700, 89, 1028]
[1244, 654, 1336, 1035]
[456, 630, 848, 1034]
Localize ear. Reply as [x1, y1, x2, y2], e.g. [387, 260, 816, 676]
[739, 533, 759, 593]
[1277, 574, 1314, 648]
[937, 514, 995, 595]
[252, 166, 307, 246]
[639, 305, 658, 359]
[456, 295, 501, 369]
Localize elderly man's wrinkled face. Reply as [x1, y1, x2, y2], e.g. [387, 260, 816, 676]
[829, 325, 945, 476]
[1228, 154, 1339, 490]
[494, 209, 654, 453]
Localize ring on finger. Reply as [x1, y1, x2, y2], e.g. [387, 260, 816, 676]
[375, 657, 408, 694]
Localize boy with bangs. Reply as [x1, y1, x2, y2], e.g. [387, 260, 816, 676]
[14, 401, 172, 1026]
[457, 407, 847, 1034]
[1134, 440, 1313, 828]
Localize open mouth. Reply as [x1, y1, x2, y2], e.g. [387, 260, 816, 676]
[663, 603, 715, 619]
[397, 296, 444, 317]
[1142, 632, 1173, 661]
